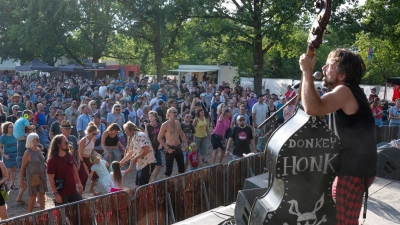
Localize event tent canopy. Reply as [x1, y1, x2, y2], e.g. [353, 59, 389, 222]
[15, 58, 57, 71]
[57, 64, 84, 72]
[387, 77, 400, 85]
[0, 59, 20, 70]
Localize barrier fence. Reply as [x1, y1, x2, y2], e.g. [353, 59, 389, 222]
[1, 153, 266, 225]
[0, 191, 131, 225]
[225, 152, 267, 205]
[378, 125, 400, 143]
[132, 164, 225, 225]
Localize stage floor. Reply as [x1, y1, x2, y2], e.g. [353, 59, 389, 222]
[362, 177, 400, 225]
[174, 177, 400, 225]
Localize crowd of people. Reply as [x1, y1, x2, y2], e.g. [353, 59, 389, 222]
[0, 73, 301, 219]
[0, 63, 384, 221]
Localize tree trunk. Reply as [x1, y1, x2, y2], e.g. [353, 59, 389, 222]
[92, 55, 100, 63]
[253, 0, 263, 95]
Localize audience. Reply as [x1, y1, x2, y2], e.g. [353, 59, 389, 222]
[0, 73, 385, 218]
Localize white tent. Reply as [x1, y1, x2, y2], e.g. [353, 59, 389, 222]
[0, 59, 20, 70]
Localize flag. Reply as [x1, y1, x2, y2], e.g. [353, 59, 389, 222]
[368, 46, 373, 60]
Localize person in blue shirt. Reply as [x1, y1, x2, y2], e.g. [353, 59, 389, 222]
[150, 79, 159, 95]
[276, 96, 286, 125]
[210, 95, 222, 127]
[116, 82, 125, 93]
[33, 103, 47, 126]
[35, 125, 50, 159]
[13, 110, 34, 168]
[76, 104, 93, 139]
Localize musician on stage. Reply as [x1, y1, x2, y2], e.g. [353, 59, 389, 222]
[299, 48, 377, 225]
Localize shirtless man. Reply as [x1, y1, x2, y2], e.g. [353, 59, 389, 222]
[157, 107, 188, 177]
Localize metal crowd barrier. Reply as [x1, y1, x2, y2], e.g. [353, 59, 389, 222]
[131, 164, 225, 225]
[0, 191, 131, 225]
[378, 125, 400, 143]
[0, 154, 269, 225]
[225, 152, 266, 205]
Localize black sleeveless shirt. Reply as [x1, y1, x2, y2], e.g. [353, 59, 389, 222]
[334, 83, 377, 177]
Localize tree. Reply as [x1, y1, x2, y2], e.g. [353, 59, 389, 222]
[200, 0, 364, 93]
[199, 0, 315, 93]
[119, 0, 198, 81]
[356, 34, 400, 85]
[0, 0, 138, 65]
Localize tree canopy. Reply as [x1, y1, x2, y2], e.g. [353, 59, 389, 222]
[0, 0, 398, 87]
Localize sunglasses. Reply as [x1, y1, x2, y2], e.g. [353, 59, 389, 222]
[115, 109, 121, 111]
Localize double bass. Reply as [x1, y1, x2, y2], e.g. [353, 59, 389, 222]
[235, 0, 341, 224]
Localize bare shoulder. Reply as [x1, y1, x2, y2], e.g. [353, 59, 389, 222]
[321, 84, 358, 114]
[160, 121, 168, 129]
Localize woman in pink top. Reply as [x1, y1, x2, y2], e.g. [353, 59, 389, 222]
[211, 108, 231, 164]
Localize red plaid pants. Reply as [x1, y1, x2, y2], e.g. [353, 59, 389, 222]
[332, 176, 375, 225]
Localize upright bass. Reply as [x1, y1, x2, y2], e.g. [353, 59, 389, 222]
[239, 0, 340, 224]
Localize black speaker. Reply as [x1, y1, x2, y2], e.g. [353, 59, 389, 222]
[377, 147, 400, 180]
[243, 173, 269, 190]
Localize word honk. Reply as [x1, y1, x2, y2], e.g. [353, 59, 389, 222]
[282, 154, 339, 176]
[288, 138, 337, 149]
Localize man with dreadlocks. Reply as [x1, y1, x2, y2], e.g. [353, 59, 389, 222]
[47, 134, 83, 205]
[299, 48, 377, 224]
[120, 121, 156, 186]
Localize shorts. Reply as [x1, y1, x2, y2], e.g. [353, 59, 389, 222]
[182, 150, 190, 164]
[154, 149, 162, 166]
[3, 151, 17, 168]
[104, 147, 121, 163]
[164, 145, 185, 176]
[211, 134, 225, 151]
[0, 188, 5, 206]
[55, 192, 82, 206]
[136, 163, 155, 186]
[195, 136, 208, 155]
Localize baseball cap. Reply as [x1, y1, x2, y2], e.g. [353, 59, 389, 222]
[237, 115, 245, 121]
[93, 113, 101, 118]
